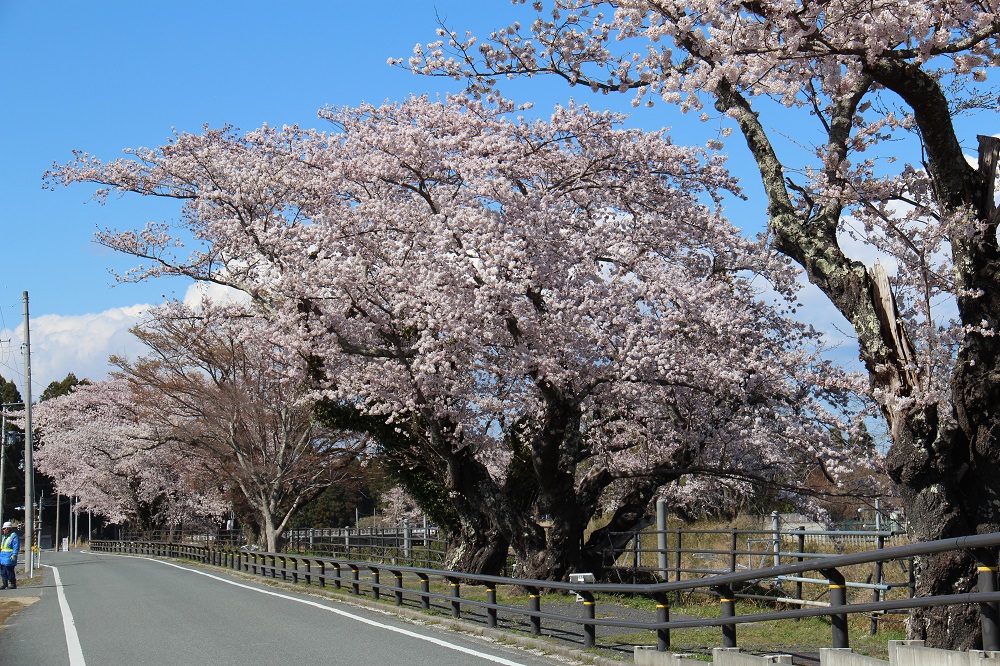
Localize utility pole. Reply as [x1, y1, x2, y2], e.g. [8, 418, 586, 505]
[0, 410, 6, 523]
[22, 291, 34, 578]
[36, 490, 42, 567]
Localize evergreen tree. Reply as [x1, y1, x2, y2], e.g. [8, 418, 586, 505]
[39, 372, 89, 403]
[0, 375, 24, 524]
[0, 375, 22, 408]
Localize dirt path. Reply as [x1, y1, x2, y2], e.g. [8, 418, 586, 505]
[0, 597, 38, 628]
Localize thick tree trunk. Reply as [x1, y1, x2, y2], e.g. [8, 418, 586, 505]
[718, 60, 1000, 646]
[442, 446, 542, 575]
[253, 502, 279, 552]
[580, 478, 661, 574]
[885, 407, 985, 648]
[512, 490, 583, 581]
[443, 521, 510, 575]
[883, 134, 1000, 648]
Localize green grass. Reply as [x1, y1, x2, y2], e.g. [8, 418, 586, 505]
[631, 601, 904, 657]
[352, 571, 906, 659]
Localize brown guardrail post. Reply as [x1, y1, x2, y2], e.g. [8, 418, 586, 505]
[654, 592, 670, 651]
[823, 568, 849, 648]
[486, 585, 497, 627]
[419, 573, 430, 610]
[332, 562, 341, 590]
[713, 584, 737, 648]
[448, 577, 461, 619]
[977, 554, 1000, 651]
[730, 529, 738, 573]
[371, 566, 380, 600]
[391, 570, 403, 606]
[318, 560, 326, 588]
[350, 564, 360, 595]
[580, 591, 596, 648]
[527, 586, 541, 636]
[871, 533, 885, 635]
[797, 527, 806, 622]
[675, 529, 683, 604]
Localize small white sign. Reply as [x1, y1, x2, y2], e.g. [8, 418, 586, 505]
[61, 537, 69, 552]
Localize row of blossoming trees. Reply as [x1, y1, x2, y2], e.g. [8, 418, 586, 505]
[397, 0, 1000, 648]
[33, 305, 365, 552]
[37, 96, 874, 579]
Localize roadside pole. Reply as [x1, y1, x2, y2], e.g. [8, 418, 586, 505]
[22, 291, 34, 579]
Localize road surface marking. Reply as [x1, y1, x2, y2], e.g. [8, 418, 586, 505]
[48, 565, 87, 666]
[102, 554, 530, 666]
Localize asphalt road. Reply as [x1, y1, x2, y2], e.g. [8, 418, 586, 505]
[0, 550, 580, 666]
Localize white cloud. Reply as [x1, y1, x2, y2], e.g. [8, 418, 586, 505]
[837, 228, 898, 276]
[0, 304, 151, 399]
[181, 281, 251, 308]
[0, 282, 254, 400]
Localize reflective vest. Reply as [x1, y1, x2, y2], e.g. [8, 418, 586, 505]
[0, 534, 14, 553]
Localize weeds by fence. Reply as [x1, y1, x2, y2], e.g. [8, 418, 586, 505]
[127, 513, 914, 637]
[602, 514, 913, 636]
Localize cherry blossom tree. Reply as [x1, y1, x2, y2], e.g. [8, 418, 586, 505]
[47, 96, 872, 577]
[34, 377, 227, 530]
[111, 301, 365, 552]
[400, 0, 1000, 646]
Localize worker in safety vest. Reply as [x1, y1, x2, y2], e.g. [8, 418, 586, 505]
[0, 521, 19, 590]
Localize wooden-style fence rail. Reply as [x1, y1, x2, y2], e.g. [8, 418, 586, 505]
[91, 531, 1000, 655]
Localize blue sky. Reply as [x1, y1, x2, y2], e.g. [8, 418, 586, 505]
[0, 1, 553, 394]
[1, 0, 989, 399]
[0, 0, 740, 397]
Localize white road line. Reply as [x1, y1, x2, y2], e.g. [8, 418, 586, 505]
[99, 554, 529, 666]
[48, 565, 87, 666]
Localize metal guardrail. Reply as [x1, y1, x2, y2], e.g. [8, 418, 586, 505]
[119, 526, 451, 568]
[606, 525, 914, 638]
[91, 532, 1000, 654]
[282, 526, 448, 568]
[609, 525, 909, 576]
